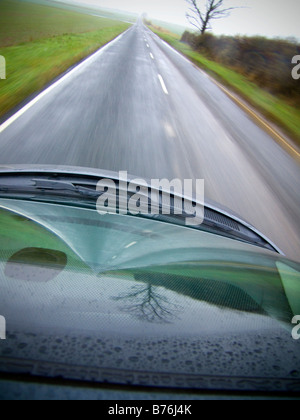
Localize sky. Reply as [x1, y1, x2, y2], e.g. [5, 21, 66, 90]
[68, 0, 300, 39]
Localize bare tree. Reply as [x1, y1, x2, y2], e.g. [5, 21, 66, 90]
[186, 0, 236, 35]
[113, 284, 182, 324]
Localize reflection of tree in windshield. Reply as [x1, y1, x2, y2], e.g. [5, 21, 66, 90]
[110, 267, 295, 326]
[113, 284, 182, 324]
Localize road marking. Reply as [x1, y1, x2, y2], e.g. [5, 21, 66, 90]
[0, 28, 132, 134]
[146, 43, 150, 48]
[152, 33, 300, 159]
[150, 53, 154, 60]
[125, 241, 137, 249]
[158, 74, 169, 95]
[211, 78, 300, 159]
[164, 121, 176, 139]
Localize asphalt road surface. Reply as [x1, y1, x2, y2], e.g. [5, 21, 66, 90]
[0, 21, 299, 261]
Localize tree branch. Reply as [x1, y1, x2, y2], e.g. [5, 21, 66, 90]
[185, 0, 237, 34]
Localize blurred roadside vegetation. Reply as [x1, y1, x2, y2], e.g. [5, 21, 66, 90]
[147, 22, 300, 146]
[181, 31, 300, 108]
[0, 0, 131, 119]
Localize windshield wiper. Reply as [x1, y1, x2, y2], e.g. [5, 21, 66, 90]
[0, 171, 282, 254]
[0, 176, 100, 200]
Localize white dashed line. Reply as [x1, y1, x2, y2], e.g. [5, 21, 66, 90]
[125, 242, 137, 249]
[158, 74, 169, 95]
[150, 53, 154, 60]
[164, 121, 176, 139]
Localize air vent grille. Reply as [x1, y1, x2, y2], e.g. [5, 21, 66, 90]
[204, 208, 240, 231]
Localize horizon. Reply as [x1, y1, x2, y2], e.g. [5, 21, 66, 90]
[59, 0, 300, 40]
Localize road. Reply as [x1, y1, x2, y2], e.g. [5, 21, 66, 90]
[0, 20, 299, 261]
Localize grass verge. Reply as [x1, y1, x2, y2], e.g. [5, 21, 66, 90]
[149, 27, 300, 147]
[0, 0, 131, 119]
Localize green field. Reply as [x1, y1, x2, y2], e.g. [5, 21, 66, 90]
[149, 27, 300, 146]
[0, 0, 131, 118]
[150, 19, 189, 36]
[17, 0, 138, 25]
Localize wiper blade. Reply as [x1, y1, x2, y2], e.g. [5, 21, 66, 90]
[34, 178, 100, 198]
[0, 171, 282, 254]
[0, 176, 100, 200]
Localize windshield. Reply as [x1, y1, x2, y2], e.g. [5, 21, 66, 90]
[0, 0, 300, 397]
[0, 200, 299, 392]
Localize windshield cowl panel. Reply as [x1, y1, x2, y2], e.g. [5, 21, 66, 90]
[0, 169, 282, 254]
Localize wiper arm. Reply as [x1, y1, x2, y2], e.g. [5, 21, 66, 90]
[0, 172, 282, 254]
[33, 178, 100, 198]
[0, 176, 100, 200]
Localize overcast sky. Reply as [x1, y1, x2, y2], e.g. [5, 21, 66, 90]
[68, 0, 300, 39]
